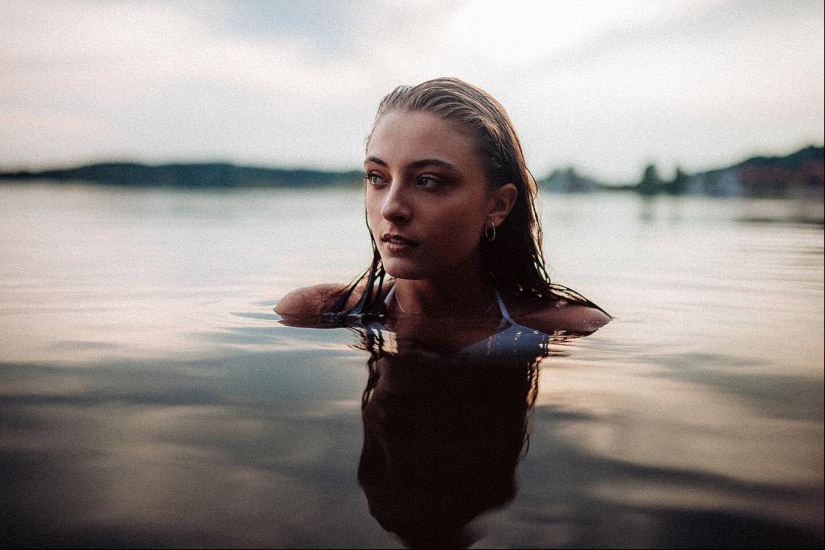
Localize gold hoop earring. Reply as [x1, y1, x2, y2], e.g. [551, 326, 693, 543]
[485, 222, 496, 242]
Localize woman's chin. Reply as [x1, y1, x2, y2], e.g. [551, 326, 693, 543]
[382, 259, 428, 280]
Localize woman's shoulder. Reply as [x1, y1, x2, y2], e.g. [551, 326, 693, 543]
[274, 284, 348, 322]
[506, 292, 611, 335]
[274, 283, 364, 326]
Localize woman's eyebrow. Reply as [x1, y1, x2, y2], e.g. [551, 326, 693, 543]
[364, 156, 387, 166]
[364, 156, 459, 172]
[408, 158, 459, 172]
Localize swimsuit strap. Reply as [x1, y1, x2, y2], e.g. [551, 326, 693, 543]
[495, 291, 517, 327]
[383, 285, 396, 307]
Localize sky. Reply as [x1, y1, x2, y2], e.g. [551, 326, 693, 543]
[1, 0, 823, 183]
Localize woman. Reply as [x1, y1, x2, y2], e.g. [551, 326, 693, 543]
[276, 77, 610, 338]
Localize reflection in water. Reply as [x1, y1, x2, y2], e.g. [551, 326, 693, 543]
[350, 319, 581, 548]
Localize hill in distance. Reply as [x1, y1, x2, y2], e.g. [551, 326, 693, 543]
[0, 162, 363, 188]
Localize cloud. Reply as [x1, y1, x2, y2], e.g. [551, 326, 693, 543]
[0, 0, 822, 180]
[1, 1, 380, 167]
[471, 0, 825, 179]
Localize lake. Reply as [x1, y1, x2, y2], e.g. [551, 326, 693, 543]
[0, 183, 822, 548]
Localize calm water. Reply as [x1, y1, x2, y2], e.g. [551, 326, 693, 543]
[1, 183, 822, 548]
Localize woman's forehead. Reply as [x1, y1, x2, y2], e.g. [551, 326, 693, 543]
[366, 111, 479, 165]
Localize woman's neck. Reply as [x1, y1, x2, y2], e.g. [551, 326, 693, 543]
[390, 267, 497, 318]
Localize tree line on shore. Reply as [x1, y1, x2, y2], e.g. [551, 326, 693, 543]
[542, 145, 823, 199]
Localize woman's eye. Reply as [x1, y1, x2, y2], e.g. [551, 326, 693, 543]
[417, 175, 441, 189]
[364, 172, 387, 186]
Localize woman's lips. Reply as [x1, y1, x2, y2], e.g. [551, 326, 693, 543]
[382, 234, 419, 253]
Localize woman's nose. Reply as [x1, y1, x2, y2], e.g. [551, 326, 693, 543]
[380, 183, 411, 223]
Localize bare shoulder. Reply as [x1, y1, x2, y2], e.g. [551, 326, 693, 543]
[274, 284, 349, 320]
[508, 294, 612, 335]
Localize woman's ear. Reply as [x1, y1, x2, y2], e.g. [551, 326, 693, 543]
[487, 183, 518, 227]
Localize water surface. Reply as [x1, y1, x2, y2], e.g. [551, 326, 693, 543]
[1, 183, 822, 548]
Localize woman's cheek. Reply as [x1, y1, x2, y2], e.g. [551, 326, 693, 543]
[438, 216, 482, 258]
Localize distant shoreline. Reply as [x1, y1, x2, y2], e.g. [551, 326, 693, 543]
[1, 145, 822, 198]
[0, 162, 364, 189]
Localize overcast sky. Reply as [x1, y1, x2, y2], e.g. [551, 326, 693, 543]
[1, 0, 822, 183]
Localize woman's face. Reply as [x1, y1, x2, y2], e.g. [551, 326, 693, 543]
[364, 110, 494, 281]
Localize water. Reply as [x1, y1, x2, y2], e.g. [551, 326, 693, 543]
[1, 183, 822, 548]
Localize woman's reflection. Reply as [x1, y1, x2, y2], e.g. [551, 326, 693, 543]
[353, 317, 585, 548]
